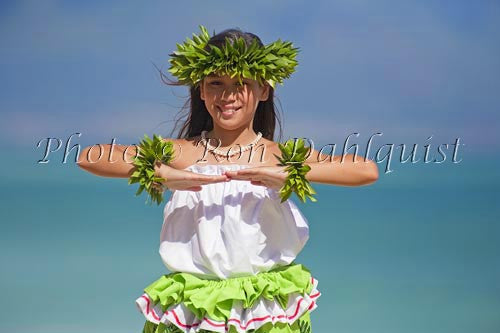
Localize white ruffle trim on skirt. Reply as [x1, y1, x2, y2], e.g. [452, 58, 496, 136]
[135, 277, 321, 333]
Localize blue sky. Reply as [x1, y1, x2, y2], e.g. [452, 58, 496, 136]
[1, 0, 499, 156]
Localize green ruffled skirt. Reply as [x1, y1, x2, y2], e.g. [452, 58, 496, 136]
[135, 263, 321, 333]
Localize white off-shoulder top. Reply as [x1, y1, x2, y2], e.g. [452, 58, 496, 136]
[158, 163, 310, 279]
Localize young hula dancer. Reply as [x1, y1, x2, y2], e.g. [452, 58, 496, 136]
[78, 26, 378, 333]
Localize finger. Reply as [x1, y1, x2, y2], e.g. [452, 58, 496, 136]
[250, 180, 265, 186]
[179, 186, 202, 191]
[210, 175, 231, 182]
[192, 175, 229, 183]
[188, 186, 203, 191]
[226, 169, 260, 176]
[224, 171, 257, 180]
[207, 178, 230, 184]
[194, 179, 229, 186]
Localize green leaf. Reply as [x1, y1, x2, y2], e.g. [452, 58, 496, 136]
[167, 25, 298, 87]
[276, 138, 317, 203]
[129, 134, 175, 205]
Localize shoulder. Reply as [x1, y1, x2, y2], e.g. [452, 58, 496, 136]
[161, 136, 203, 151]
[161, 136, 205, 169]
[260, 138, 280, 155]
[255, 138, 282, 166]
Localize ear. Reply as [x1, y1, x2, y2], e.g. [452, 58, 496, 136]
[258, 84, 270, 101]
[199, 81, 205, 101]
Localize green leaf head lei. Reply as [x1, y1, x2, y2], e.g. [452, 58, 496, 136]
[167, 25, 300, 89]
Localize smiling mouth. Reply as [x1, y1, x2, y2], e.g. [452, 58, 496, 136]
[217, 105, 242, 114]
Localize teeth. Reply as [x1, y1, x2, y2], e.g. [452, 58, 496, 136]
[219, 106, 238, 113]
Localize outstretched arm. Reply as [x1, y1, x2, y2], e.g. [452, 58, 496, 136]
[78, 141, 230, 192]
[224, 145, 378, 189]
[224, 154, 378, 190]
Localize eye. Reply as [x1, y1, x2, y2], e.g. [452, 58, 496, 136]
[209, 81, 222, 86]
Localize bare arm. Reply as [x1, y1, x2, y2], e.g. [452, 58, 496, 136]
[305, 154, 379, 186]
[77, 144, 138, 178]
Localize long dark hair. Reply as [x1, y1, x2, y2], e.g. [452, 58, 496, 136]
[159, 28, 284, 142]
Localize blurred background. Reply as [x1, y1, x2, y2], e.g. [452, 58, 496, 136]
[1, 0, 499, 332]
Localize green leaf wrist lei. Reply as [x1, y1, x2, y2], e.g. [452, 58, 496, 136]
[128, 134, 175, 205]
[274, 138, 317, 203]
[168, 25, 299, 88]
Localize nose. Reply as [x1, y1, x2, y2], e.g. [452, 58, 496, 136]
[220, 86, 238, 101]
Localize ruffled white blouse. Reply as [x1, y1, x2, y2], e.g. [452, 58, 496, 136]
[158, 163, 310, 279]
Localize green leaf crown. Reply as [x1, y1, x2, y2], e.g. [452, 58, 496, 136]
[168, 25, 299, 88]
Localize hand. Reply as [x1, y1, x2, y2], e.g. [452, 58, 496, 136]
[223, 165, 288, 190]
[152, 162, 230, 192]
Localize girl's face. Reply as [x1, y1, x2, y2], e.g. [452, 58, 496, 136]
[200, 74, 270, 131]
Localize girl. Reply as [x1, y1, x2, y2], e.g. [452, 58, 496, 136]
[78, 26, 378, 333]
